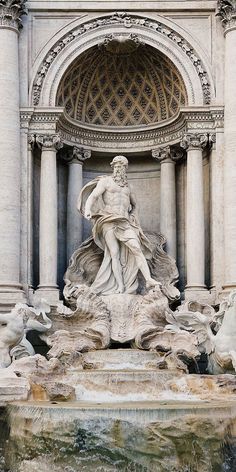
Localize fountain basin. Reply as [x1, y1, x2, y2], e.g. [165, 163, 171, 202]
[2, 400, 236, 472]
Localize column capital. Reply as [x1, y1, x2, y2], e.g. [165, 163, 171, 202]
[36, 134, 63, 151]
[0, 0, 27, 31]
[180, 133, 208, 151]
[217, 0, 236, 32]
[72, 146, 91, 164]
[64, 146, 91, 165]
[152, 146, 183, 164]
[28, 133, 36, 150]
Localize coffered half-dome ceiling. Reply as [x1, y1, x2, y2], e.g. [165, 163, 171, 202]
[57, 43, 187, 127]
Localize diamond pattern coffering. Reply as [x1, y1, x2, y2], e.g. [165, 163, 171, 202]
[57, 45, 187, 127]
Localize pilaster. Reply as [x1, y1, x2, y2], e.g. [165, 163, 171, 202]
[217, 0, 236, 293]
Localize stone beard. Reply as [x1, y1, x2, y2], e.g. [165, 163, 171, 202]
[112, 164, 128, 187]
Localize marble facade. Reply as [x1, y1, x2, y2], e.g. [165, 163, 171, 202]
[0, 0, 235, 311]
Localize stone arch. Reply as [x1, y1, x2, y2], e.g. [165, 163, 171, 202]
[29, 12, 215, 108]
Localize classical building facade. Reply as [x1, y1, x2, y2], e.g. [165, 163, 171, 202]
[0, 0, 235, 311]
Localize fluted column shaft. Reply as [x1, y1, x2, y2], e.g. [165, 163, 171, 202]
[0, 1, 27, 305]
[217, 0, 236, 290]
[152, 146, 180, 259]
[181, 134, 208, 293]
[66, 147, 91, 262]
[36, 134, 62, 302]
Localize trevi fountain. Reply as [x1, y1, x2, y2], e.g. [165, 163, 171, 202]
[1, 0, 236, 471]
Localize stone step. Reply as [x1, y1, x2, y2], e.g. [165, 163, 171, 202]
[79, 349, 164, 371]
[66, 369, 183, 402]
[0, 377, 30, 406]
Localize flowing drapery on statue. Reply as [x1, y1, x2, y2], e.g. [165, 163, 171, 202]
[62, 155, 180, 354]
[77, 156, 160, 296]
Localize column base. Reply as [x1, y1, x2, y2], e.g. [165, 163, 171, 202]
[184, 286, 215, 305]
[36, 285, 60, 306]
[0, 283, 27, 312]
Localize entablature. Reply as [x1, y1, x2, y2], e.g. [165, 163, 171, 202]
[27, 1, 217, 12]
[20, 106, 224, 154]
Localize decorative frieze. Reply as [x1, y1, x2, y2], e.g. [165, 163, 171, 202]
[180, 133, 208, 151]
[35, 134, 63, 151]
[32, 12, 211, 106]
[217, 0, 236, 31]
[0, 0, 27, 30]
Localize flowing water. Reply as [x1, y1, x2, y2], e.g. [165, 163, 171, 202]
[1, 401, 236, 472]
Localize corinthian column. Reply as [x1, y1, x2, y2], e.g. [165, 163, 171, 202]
[36, 134, 63, 304]
[181, 133, 208, 299]
[217, 1, 236, 291]
[65, 147, 91, 262]
[0, 0, 27, 307]
[152, 146, 181, 259]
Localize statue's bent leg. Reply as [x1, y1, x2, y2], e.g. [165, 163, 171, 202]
[104, 229, 125, 293]
[126, 238, 161, 288]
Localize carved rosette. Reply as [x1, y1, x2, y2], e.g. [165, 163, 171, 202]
[63, 146, 91, 165]
[217, 0, 236, 32]
[180, 133, 208, 151]
[152, 146, 183, 163]
[36, 134, 63, 151]
[0, 0, 27, 30]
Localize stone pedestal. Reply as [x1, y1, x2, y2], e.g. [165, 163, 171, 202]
[217, 1, 236, 292]
[181, 134, 208, 301]
[0, 1, 27, 308]
[36, 134, 63, 304]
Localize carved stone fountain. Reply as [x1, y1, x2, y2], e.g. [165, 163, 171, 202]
[1, 156, 236, 471]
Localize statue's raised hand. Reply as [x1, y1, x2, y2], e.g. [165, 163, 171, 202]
[85, 210, 92, 220]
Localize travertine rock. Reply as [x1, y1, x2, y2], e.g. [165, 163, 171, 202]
[44, 382, 75, 401]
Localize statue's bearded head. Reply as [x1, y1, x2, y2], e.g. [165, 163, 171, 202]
[110, 155, 128, 187]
